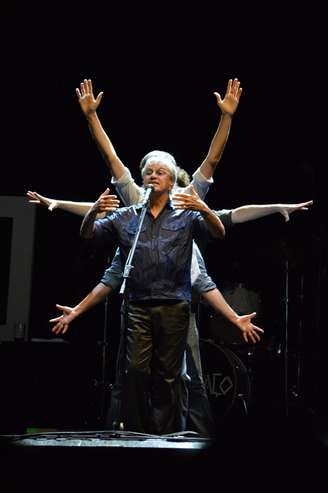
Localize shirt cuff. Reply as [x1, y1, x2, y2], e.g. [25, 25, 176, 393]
[111, 167, 134, 186]
[192, 167, 214, 184]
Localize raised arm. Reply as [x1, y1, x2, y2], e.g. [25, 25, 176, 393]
[231, 200, 313, 224]
[199, 78, 242, 180]
[27, 190, 119, 218]
[50, 283, 113, 335]
[76, 79, 127, 180]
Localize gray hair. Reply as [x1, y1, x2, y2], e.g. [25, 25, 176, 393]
[140, 150, 177, 184]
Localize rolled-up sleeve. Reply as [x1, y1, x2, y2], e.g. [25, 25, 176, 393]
[192, 243, 216, 294]
[189, 167, 213, 200]
[101, 248, 123, 291]
[214, 209, 233, 230]
[111, 167, 143, 206]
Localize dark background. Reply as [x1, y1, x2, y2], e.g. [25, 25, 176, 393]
[0, 4, 327, 432]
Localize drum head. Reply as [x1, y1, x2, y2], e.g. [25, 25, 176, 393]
[200, 339, 251, 421]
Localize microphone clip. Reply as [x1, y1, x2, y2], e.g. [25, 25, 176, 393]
[141, 185, 154, 206]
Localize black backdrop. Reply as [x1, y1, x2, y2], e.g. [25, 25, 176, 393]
[0, 4, 327, 429]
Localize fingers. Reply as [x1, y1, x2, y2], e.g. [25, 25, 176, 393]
[295, 200, 313, 207]
[51, 322, 69, 335]
[239, 312, 264, 344]
[281, 211, 290, 222]
[50, 316, 69, 334]
[27, 191, 39, 200]
[101, 188, 110, 197]
[251, 324, 264, 333]
[213, 91, 222, 105]
[243, 329, 261, 344]
[55, 304, 66, 311]
[79, 79, 91, 98]
[95, 189, 120, 213]
[231, 78, 241, 98]
[87, 79, 93, 93]
[239, 312, 257, 321]
[98, 193, 120, 211]
[96, 92, 104, 105]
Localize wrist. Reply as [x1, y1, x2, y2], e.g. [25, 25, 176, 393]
[48, 201, 58, 212]
[85, 111, 98, 123]
[200, 205, 211, 216]
[71, 307, 81, 319]
[221, 112, 233, 119]
[227, 311, 239, 323]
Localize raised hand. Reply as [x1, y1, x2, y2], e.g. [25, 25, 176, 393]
[234, 312, 264, 344]
[27, 191, 57, 211]
[50, 304, 77, 335]
[172, 186, 209, 213]
[76, 78, 104, 116]
[278, 200, 313, 222]
[94, 188, 120, 213]
[214, 78, 242, 116]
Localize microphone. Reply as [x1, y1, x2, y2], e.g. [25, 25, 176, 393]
[141, 184, 155, 205]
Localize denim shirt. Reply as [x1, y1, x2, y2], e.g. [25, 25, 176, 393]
[94, 200, 215, 302]
[101, 209, 233, 294]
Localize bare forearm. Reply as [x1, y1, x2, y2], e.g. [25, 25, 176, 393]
[201, 208, 225, 239]
[86, 112, 126, 180]
[54, 201, 107, 218]
[202, 288, 238, 323]
[80, 207, 98, 238]
[200, 113, 232, 179]
[231, 204, 281, 224]
[54, 201, 93, 216]
[73, 283, 112, 318]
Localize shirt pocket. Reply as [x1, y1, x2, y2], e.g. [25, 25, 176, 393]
[160, 219, 187, 249]
[122, 222, 147, 247]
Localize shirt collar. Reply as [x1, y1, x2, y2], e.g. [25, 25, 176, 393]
[135, 198, 174, 211]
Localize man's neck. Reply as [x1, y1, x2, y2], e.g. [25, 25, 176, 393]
[149, 192, 170, 218]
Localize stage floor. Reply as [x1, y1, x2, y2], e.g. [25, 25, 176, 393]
[0, 429, 211, 450]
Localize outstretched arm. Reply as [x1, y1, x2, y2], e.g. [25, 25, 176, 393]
[27, 190, 119, 218]
[231, 200, 313, 224]
[199, 78, 242, 180]
[202, 289, 263, 344]
[50, 283, 113, 335]
[76, 79, 126, 180]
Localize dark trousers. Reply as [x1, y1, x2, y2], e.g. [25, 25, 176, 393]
[120, 300, 190, 435]
[107, 306, 215, 436]
[184, 312, 215, 436]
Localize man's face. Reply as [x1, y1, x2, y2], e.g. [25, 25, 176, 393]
[142, 162, 174, 193]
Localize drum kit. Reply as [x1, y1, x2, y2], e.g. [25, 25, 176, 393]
[200, 270, 308, 428]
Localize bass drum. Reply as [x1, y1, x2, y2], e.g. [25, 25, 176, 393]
[200, 339, 251, 421]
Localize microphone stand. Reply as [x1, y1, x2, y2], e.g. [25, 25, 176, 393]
[112, 186, 153, 431]
[283, 257, 289, 418]
[120, 185, 154, 296]
[96, 256, 113, 427]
